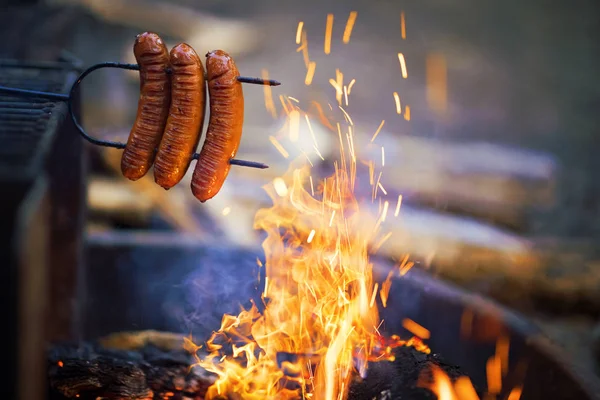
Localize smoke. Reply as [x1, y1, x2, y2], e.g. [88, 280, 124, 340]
[166, 243, 266, 337]
[101, 238, 266, 340]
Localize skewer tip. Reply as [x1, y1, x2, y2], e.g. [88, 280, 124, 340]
[229, 158, 269, 169]
[237, 76, 281, 86]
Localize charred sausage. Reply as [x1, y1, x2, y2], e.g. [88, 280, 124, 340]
[191, 50, 244, 202]
[121, 32, 171, 180]
[154, 43, 207, 189]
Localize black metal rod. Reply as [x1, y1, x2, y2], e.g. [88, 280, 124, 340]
[237, 76, 281, 86]
[68, 63, 135, 149]
[229, 159, 269, 169]
[0, 59, 82, 71]
[0, 86, 69, 102]
[0, 101, 55, 109]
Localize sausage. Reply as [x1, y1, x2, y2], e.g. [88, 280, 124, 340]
[121, 32, 171, 180]
[191, 50, 244, 202]
[154, 43, 207, 189]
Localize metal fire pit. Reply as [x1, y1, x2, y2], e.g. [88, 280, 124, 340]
[0, 58, 85, 400]
[84, 231, 600, 400]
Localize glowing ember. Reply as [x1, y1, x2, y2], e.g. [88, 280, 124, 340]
[417, 335, 523, 400]
[397, 53, 408, 79]
[324, 14, 334, 54]
[305, 61, 317, 85]
[400, 11, 407, 39]
[393, 92, 402, 114]
[261, 69, 278, 119]
[370, 120, 385, 143]
[342, 12, 358, 44]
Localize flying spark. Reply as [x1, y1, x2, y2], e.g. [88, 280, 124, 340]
[393, 92, 401, 114]
[400, 11, 406, 39]
[398, 53, 408, 78]
[296, 21, 304, 44]
[261, 69, 277, 118]
[324, 14, 334, 54]
[370, 120, 385, 142]
[305, 61, 317, 85]
[269, 136, 289, 158]
[342, 11, 358, 43]
[394, 195, 403, 217]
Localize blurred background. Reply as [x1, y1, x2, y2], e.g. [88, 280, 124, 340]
[1, 0, 599, 382]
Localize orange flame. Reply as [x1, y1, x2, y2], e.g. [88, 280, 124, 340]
[192, 152, 393, 399]
[189, 34, 419, 394]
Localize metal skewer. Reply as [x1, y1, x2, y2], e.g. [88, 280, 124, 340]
[0, 61, 278, 170]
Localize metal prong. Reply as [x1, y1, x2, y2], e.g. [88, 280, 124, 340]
[0, 85, 69, 101]
[237, 76, 281, 86]
[229, 158, 269, 169]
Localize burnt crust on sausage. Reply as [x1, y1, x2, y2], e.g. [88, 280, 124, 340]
[154, 43, 207, 189]
[121, 32, 171, 180]
[191, 50, 244, 202]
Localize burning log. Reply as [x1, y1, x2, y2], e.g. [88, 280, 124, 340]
[47, 331, 470, 400]
[48, 336, 213, 399]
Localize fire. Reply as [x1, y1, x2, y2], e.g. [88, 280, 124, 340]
[190, 154, 395, 399]
[418, 335, 524, 400]
[182, 10, 523, 400]
[187, 15, 417, 392]
[421, 365, 523, 400]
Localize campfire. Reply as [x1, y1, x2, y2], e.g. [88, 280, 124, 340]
[45, 9, 599, 400]
[174, 14, 464, 399]
[184, 154, 437, 400]
[50, 12, 485, 400]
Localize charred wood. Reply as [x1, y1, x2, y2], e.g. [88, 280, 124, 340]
[48, 342, 211, 400]
[48, 338, 469, 400]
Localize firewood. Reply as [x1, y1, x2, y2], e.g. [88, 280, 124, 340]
[48, 338, 467, 400]
[48, 341, 212, 400]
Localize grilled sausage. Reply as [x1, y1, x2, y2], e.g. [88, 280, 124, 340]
[154, 43, 207, 189]
[191, 50, 244, 202]
[121, 32, 171, 180]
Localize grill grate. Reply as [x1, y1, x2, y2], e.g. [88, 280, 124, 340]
[0, 63, 74, 181]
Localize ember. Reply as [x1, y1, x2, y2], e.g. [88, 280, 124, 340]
[47, 336, 463, 400]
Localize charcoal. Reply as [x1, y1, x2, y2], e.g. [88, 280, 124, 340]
[48, 341, 470, 400]
[48, 342, 211, 400]
[348, 346, 470, 400]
